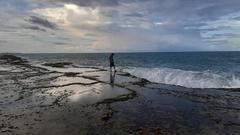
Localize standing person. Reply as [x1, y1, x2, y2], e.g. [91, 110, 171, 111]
[109, 53, 116, 72]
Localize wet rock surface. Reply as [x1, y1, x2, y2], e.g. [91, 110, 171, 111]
[0, 54, 239, 135]
[43, 62, 74, 68]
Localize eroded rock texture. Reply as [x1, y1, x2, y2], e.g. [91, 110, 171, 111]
[0, 55, 239, 135]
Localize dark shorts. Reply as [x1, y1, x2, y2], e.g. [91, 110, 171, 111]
[110, 62, 115, 67]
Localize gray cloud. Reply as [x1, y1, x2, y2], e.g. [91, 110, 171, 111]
[52, 0, 240, 20]
[54, 42, 68, 45]
[27, 16, 57, 30]
[233, 16, 240, 20]
[47, 0, 119, 7]
[125, 12, 143, 18]
[0, 40, 8, 43]
[23, 25, 47, 32]
[153, 0, 240, 19]
[1, 0, 240, 52]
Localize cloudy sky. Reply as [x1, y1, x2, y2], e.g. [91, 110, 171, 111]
[1, 0, 240, 53]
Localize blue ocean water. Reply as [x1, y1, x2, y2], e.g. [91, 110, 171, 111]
[19, 52, 240, 88]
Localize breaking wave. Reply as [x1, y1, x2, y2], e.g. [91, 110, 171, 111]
[123, 67, 240, 88]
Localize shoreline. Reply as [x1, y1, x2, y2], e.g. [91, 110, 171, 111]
[9, 53, 240, 89]
[0, 54, 239, 135]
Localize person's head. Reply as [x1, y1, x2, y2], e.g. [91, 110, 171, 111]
[111, 53, 114, 56]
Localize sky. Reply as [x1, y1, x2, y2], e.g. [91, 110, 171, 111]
[1, 0, 240, 53]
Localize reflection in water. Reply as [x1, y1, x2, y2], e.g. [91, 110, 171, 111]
[110, 70, 116, 86]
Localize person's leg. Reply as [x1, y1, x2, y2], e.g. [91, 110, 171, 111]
[110, 63, 113, 71]
[113, 64, 116, 72]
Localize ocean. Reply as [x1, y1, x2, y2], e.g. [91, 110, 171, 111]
[19, 52, 240, 89]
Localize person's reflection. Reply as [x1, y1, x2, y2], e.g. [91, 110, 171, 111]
[110, 70, 116, 87]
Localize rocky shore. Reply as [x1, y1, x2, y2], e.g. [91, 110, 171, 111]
[0, 54, 239, 135]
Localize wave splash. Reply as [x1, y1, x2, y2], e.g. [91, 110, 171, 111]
[123, 67, 240, 88]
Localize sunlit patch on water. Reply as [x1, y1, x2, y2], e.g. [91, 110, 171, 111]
[67, 83, 130, 104]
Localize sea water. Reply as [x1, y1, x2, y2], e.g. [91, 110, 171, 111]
[19, 52, 240, 88]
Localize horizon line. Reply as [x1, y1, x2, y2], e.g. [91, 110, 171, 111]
[1, 50, 240, 54]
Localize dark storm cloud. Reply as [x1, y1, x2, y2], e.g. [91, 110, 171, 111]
[27, 16, 57, 30]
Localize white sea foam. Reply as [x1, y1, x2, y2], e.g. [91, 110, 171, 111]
[123, 67, 240, 88]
